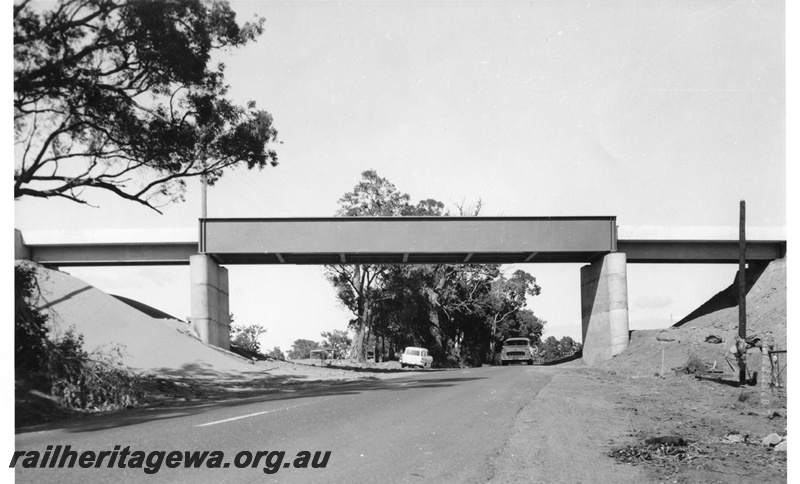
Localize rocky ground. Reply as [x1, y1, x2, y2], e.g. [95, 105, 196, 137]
[598, 367, 786, 483]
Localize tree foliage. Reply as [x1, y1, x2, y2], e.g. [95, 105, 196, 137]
[14, 0, 279, 212]
[538, 336, 562, 361]
[326, 170, 545, 367]
[230, 323, 267, 353]
[266, 346, 285, 361]
[535, 335, 581, 362]
[325, 170, 444, 361]
[288, 339, 320, 360]
[321, 329, 351, 359]
[15, 263, 50, 374]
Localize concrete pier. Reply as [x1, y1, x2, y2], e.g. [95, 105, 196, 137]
[190, 255, 230, 349]
[581, 253, 630, 367]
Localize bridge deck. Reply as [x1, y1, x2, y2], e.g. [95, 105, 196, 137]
[16, 217, 786, 266]
[200, 217, 617, 265]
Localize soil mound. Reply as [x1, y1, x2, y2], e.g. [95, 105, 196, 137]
[603, 258, 786, 376]
[28, 263, 265, 378]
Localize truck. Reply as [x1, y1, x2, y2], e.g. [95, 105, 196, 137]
[500, 337, 536, 366]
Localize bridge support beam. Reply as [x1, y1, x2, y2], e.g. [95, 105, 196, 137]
[190, 255, 230, 350]
[581, 253, 630, 367]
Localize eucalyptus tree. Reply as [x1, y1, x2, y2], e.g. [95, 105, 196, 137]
[329, 171, 544, 366]
[14, 0, 279, 212]
[320, 329, 352, 359]
[326, 169, 444, 361]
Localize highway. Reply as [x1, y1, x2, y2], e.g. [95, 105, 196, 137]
[15, 366, 555, 483]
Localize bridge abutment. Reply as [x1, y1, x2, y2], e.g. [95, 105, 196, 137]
[580, 252, 630, 367]
[190, 254, 231, 350]
[14, 229, 31, 260]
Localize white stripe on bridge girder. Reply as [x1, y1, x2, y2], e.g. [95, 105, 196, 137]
[196, 401, 316, 427]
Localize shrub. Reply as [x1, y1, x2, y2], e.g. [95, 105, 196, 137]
[230, 323, 267, 353]
[266, 347, 285, 361]
[47, 328, 146, 410]
[15, 263, 147, 412]
[15, 264, 50, 376]
[679, 354, 708, 375]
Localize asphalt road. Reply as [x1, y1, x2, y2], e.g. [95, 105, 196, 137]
[14, 366, 554, 483]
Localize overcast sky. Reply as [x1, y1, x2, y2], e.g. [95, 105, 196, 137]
[12, 0, 789, 354]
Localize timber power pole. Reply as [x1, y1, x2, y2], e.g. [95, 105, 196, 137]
[738, 200, 747, 384]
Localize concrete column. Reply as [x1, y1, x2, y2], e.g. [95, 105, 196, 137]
[217, 267, 231, 350]
[191, 254, 231, 349]
[580, 252, 630, 367]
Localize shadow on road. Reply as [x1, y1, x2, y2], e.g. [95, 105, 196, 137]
[146, 362, 271, 379]
[16, 370, 486, 435]
[321, 364, 449, 374]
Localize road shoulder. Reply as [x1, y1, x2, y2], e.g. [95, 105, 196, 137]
[489, 367, 651, 483]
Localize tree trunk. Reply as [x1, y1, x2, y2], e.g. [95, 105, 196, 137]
[364, 323, 372, 362]
[349, 264, 368, 363]
[422, 287, 447, 360]
[350, 324, 365, 361]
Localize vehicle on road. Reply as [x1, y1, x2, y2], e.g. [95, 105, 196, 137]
[500, 337, 535, 366]
[400, 347, 433, 368]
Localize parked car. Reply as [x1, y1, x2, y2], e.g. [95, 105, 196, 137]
[500, 337, 535, 366]
[400, 347, 433, 368]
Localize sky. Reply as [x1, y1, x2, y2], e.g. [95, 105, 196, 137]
[11, 0, 789, 356]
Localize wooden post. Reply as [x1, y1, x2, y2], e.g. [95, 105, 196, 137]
[760, 337, 772, 406]
[738, 201, 747, 384]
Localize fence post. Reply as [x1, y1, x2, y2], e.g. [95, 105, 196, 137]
[760, 339, 772, 406]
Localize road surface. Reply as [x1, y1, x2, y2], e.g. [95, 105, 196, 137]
[13, 365, 648, 483]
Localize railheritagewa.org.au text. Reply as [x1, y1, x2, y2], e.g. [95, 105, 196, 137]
[11, 445, 331, 475]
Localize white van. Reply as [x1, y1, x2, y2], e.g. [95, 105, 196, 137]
[400, 347, 433, 368]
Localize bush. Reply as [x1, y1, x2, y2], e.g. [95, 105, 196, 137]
[15, 264, 50, 375]
[47, 328, 146, 410]
[266, 347, 285, 361]
[15, 263, 147, 411]
[230, 323, 267, 353]
[679, 354, 708, 375]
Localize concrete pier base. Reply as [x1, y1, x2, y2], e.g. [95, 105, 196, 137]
[190, 254, 230, 350]
[581, 253, 630, 367]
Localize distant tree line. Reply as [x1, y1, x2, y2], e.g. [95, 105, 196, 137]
[534, 336, 582, 363]
[325, 170, 547, 367]
[286, 330, 352, 360]
[228, 171, 579, 368]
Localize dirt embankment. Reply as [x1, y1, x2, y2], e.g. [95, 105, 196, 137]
[16, 263, 411, 426]
[603, 258, 786, 378]
[595, 257, 788, 483]
[27, 263, 408, 383]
